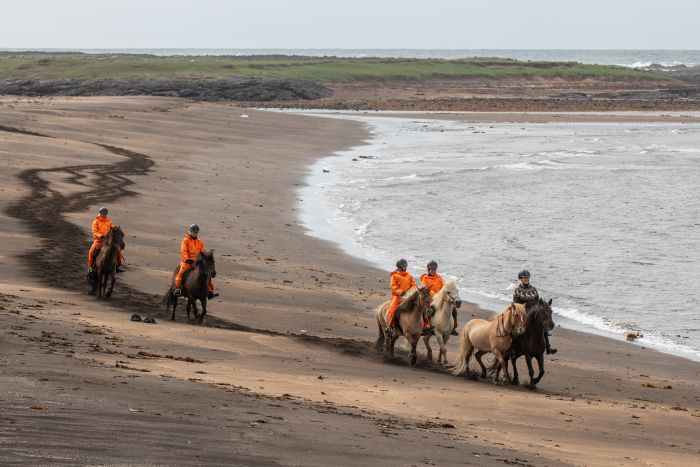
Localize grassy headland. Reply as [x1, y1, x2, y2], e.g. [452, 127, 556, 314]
[0, 52, 665, 82]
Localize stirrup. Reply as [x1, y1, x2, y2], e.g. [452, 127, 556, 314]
[173, 288, 182, 297]
[87, 267, 94, 274]
[547, 347, 558, 355]
[384, 327, 394, 337]
[421, 326, 434, 336]
[116, 265, 126, 273]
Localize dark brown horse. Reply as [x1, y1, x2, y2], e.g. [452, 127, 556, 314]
[505, 298, 555, 390]
[163, 250, 216, 324]
[88, 226, 125, 299]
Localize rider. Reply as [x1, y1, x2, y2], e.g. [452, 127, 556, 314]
[173, 224, 218, 299]
[420, 260, 459, 336]
[385, 259, 433, 337]
[513, 269, 557, 354]
[87, 207, 124, 273]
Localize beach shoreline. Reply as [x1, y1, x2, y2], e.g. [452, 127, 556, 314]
[1, 96, 698, 465]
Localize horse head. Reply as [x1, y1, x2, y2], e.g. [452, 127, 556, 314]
[196, 249, 217, 279]
[444, 281, 462, 308]
[417, 286, 432, 316]
[508, 302, 528, 336]
[536, 298, 555, 332]
[109, 226, 125, 249]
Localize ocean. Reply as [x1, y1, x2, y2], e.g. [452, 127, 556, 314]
[299, 112, 700, 361]
[4, 48, 700, 68]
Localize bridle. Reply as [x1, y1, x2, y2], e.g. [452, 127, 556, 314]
[534, 303, 554, 331]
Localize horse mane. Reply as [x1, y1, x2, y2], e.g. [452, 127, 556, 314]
[194, 249, 214, 267]
[432, 280, 455, 306]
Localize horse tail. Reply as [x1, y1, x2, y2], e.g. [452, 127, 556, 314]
[449, 328, 472, 376]
[375, 316, 385, 349]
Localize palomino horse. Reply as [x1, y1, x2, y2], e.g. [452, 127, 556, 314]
[89, 226, 125, 299]
[163, 250, 216, 324]
[375, 286, 433, 366]
[505, 298, 555, 390]
[450, 302, 527, 384]
[423, 281, 462, 366]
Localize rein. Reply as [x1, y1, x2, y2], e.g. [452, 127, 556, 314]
[495, 310, 519, 338]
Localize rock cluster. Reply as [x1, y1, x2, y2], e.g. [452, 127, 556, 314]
[0, 78, 332, 101]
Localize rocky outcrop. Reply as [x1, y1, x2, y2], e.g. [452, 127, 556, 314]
[0, 78, 332, 101]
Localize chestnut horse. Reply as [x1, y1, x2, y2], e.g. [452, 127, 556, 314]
[163, 250, 216, 324]
[375, 286, 433, 366]
[89, 226, 125, 299]
[450, 302, 527, 384]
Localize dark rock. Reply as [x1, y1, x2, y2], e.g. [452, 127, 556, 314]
[0, 78, 332, 101]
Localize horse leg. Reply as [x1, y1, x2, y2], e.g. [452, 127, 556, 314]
[196, 298, 207, 325]
[185, 299, 192, 321]
[533, 353, 545, 385]
[170, 294, 178, 321]
[389, 335, 398, 357]
[423, 335, 433, 363]
[191, 299, 199, 322]
[493, 351, 510, 384]
[511, 357, 520, 386]
[106, 272, 115, 298]
[525, 355, 537, 389]
[474, 350, 488, 379]
[410, 342, 417, 367]
[434, 332, 447, 366]
[97, 272, 104, 299]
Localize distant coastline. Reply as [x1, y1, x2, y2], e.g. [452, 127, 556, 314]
[2, 48, 699, 68]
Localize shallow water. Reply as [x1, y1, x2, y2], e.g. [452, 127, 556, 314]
[300, 114, 700, 361]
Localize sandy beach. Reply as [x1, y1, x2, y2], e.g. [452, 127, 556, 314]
[1, 96, 698, 466]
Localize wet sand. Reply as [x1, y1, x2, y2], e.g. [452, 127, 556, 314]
[0, 96, 698, 466]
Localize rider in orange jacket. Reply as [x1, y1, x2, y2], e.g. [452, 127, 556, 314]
[385, 259, 433, 337]
[87, 207, 124, 273]
[174, 224, 218, 299]
[420, 260, 459, 335]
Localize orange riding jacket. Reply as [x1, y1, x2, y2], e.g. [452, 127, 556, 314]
[390, 270, 416, 297]
[420, 273, 444, 296]
[181, 233, 206, 262]
[91, 215, 114, 240]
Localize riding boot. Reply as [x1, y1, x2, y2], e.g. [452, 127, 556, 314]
[545, 332, 557, 355]
[421, 326, 435, 336]
[384, 327, 394, 337]
[116, 265, 126, 273]
[173, 288, 182, 297]
[207, 291, 219, 300]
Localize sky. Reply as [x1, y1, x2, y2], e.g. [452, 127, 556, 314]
[1, 0, 698, 50]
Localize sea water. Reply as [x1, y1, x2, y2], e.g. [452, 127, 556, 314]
[299, 113, 700, 361]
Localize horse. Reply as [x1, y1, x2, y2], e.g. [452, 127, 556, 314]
[422, 281, 462, 366]
[504, 298, 555, 390]
[375, 286, 433, 366]
[450, 302, 527, 384]
[163, 250, 216, 324]
[89, 226, 125, 299]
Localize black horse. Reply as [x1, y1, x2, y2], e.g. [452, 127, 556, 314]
[163, 250, 216, 324]
[505, 298, 555, 390]
[88, 226, 125, 299]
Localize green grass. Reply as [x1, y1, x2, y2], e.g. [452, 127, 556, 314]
[0, 53, 667, 82]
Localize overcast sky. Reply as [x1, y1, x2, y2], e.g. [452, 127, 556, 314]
[1, 0, 698, 50]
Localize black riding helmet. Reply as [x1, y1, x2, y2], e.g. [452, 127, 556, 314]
[98, 207, 109, 215]
[427, 260, 438, 269]
[518, 269, 530, 279]
[189, 224, 200, 234]
[396, 258, 408, 269]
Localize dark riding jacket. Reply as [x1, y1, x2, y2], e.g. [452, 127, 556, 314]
[513, 283, 539, 308]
